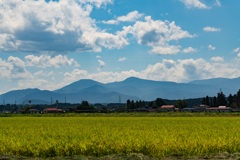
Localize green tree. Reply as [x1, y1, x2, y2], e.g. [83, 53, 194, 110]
[154, 98, 166, 108]
[81, 101, 89, 108]
[228, 94, 234, 107]
[236, 89, 240, 106]
[174, 100, 188, 109]
[201, 97, 206, 105]
[205, 96, 210, 106]
[202, 96, 210, 105]
[212, 96, 217, 107]
[130, 100, 135, 109]
[217, 92, 227, 106]
[126, 99, 131, 109]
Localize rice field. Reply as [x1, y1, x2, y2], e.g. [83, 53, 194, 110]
[0, 115, 240, 158]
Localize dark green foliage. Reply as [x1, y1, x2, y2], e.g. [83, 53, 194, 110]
[154, 98, 166, 108]
[174, 100, 188, 109]
[217, 92, 227, 106]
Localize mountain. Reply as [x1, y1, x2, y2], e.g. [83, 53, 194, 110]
[1, 77, 240, 104]
[55, 79, 102, 94]
[0, 88, 41, 104]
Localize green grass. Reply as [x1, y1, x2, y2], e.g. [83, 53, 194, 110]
[0, 115, 240, 158]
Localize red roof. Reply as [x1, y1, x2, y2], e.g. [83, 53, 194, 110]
[44, 108, 62, 111]
[160, 105, 175, 109]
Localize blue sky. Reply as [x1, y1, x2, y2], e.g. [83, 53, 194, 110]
[0, 0, 240, 94]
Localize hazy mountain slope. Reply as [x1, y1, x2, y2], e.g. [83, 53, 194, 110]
[20, 90, 64, 104]
[55, 79, 103, 94]
[0, 89, 41, 104]
[62, 85, 139, 103]
[1, 77, 240, 104]
[189, 77, 240, 96]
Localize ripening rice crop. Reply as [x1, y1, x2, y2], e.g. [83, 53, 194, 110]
[0, 116, 240, 158]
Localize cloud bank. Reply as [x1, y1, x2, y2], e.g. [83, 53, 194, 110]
[0, 0, 127, 53]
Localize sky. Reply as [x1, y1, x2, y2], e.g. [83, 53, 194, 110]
[0, 0, 240, 94]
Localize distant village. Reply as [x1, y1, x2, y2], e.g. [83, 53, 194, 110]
[1, 90, 240, 114]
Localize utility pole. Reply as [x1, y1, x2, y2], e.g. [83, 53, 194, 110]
[119, 96, 121, 104]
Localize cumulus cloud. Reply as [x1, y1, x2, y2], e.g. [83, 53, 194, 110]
[117, 11, 143, 22]
[2, 55, 240, 92]
[122, 16, 194, 55]
[118, 57, 127, 62]
[102, 20, 118, 25]
[17, 78, 58, 92]
[208, 45, 216, 51]
[211, 56, 224, 62]
[233, 47, 240, 53]
[234, 48, 240, 58]
[203, 27, 221, 32]
[0, 0, 127, 53]
[102, 10, 143, 25]
[63, 69, 139, 84]
[180, 0, 210, 9]
[63, 58, 240, 86]
[141, 58, 240, 82]
[25, 55, 80, 68]
[182, 47, 197, 53]
[0, 56, 32, 80]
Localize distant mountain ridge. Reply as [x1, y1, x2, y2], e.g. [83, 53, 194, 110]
[1, 77, 240, 104]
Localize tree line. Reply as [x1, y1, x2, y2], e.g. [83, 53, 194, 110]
[201, 89, 240, 108]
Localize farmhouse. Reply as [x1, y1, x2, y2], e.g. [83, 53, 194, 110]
[205, 106, 232, 112]
[159, 105, 177, 112]
[43, 108, 63, 113]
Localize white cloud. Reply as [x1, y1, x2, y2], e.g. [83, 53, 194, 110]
[233, 47, 240, 53]
[63, 69, 139, 85]
[34, 70, 44, 76]
[17, 78, 57, 91]
[215, 0, 221, 7]
[77, 0, 113, 8]
[182, 47, 197, 53]
[141, 58, 239, 82]
[122, 16, 194, 55]
[117, 11, 143, 22]
[211, 56, 224, 62]
[25, 55, 80, 68]
[102, 20, 118, 25]
[102, 10, 143, 25]
[98, 59, 106, 68]
[2, 56, 240, 92]
[96, 55, 102, 59]
[180, 0, 210, 9]
[235, 48, 240, 58]
[208, 45, 216, 51]
[63, 58, 240, 86]
[151, 46, 181, 55]
[0, 56, 32, 80]
[203, 27, 221, 32]
[0, 0, 127, 53]
[118, 57, 127, 62]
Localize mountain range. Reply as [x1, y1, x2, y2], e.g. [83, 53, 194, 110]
[1, 77, 240, 104]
